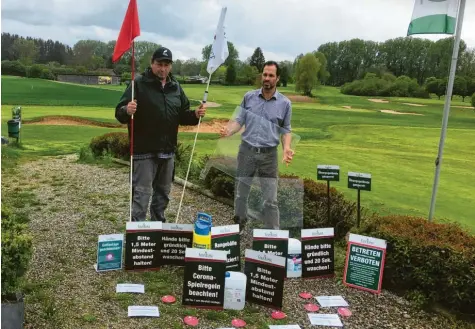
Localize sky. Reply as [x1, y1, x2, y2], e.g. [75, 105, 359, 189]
[2, 0, 475, 62]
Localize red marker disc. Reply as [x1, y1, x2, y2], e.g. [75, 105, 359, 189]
[304, 303, 320, 312]
[271, 311, 287, 320]
[184, 316, 199, 326]
[299, 292, 312, 299]
[231, 318, 246, 327]
[338, 307, 352, 317]
[161, 295, 176, 303]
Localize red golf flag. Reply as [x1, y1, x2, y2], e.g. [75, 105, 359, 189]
[112, 0, 140, 63]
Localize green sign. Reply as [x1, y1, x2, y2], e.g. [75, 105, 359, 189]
[317, 165, 340, 181]
[96, 234, 124, 272]
[343, 233, 387, 294]
[348, 172, 371, 191]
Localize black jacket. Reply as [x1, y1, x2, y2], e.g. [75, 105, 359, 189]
[115, 68, 199, 154]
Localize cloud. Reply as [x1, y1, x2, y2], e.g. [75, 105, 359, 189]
[2, 0, 474, 62]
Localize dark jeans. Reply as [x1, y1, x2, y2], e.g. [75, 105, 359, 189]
[132, 157, 174, 222]
[234, 143, 279, 229]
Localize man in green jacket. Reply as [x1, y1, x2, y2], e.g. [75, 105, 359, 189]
[115, 46, 206, 222]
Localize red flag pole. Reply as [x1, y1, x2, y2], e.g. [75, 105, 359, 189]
[129, 41, 135, 222]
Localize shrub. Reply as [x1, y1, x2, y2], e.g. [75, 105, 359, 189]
[89, 132, 129, 160]
[173, 143, 205, 184]
[302, 178, 356, 240]
[341, 75, 428, 98]
[1, 205, 33, 298]
[40, 68, 55, 80]
[199, 162, 357, 239]
[26, 64, 46, 78]
[471, 92, 475, 107]
[358, 215, 475, 315]
[1, 60, 27, 76]
[200, 155, 237, 198]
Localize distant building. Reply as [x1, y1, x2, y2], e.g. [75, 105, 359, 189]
[57, 74, 120, 85]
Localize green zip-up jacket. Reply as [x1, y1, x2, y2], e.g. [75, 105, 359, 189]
[115, 68, 199, 154]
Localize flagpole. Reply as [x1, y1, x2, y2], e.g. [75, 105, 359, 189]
[129, 41, 135, 222]
[428, 0, 466, 221]
[175, 74, 212, 223]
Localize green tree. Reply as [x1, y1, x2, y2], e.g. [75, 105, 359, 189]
[471, 92, 475, 108]
[249, 47, 265, 72]
[453, 76, 468, 101]
[295, 53, 321, 96]
[313, 51, 330, 84]
[467, 78, 475, 98]
[11, 38, 38, 65]
[425, 77, 446, 100]
[279, 65, 289, 87]
[238, 64, 259, 85]
[225, 61, 237, 85]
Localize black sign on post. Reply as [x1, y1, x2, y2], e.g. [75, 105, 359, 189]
[182, 248, 228, 309]
[125, 221, 162, 271]
[244, 249, 286, 310]
[211, 224, 241, 271]
[317, 165, 340, 224]
[301, 228, 335, 278]
[252, 229, 289, 258]
[160, 223, 193, 266]
[348, 172, 372, 228]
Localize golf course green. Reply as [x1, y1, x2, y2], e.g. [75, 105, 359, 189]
[2, 75, 474, 230]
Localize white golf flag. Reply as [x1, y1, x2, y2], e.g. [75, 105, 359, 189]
[407, 0, 459, 35]
[207, 7, 229, 75]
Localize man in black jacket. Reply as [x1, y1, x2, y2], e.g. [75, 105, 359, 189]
[115, 46, 206, 222]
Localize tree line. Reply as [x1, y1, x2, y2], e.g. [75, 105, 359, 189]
[1, 32, 474, 100]
[317, 37, 475, 86]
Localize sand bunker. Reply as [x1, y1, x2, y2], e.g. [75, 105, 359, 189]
[342, 106, 352, 109]
[401, 103, 426, 107]
[452, 105, 474, 109]
[368, 99, 389, 103]
[380, 110, 423, 116]
[287, 95, 316, 103]
[202, 101, 221, 107]
[25, 116, 122, 128]
[179, 119, 228, 133]
[24, 116, 227, 134]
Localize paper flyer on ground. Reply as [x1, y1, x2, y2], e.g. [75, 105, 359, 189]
[127, 306, 159, 317]
[116, 284, 145, 294]
[308, 313, 343, 327]
[315, 295, 349, 307]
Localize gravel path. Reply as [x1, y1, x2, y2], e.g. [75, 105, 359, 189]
[7, 155, 471, 329]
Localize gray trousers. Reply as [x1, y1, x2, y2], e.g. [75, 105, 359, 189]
[132, 157, 174, 222]
[234, 143, 279, 229]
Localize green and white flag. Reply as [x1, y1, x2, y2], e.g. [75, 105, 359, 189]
[407, 0, 459, 35]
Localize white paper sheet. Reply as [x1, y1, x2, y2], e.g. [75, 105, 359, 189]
[308, 314, 343, 327]
[128, 306, 159, 317]
[116, 284, 145, 294]
[315, 295, 349, 307]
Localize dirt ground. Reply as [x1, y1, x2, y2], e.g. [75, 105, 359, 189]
[25, 116, 227, 134]
[286, 95, 316, 103]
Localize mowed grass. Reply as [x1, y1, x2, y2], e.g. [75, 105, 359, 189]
[1, 75, 474, 230]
